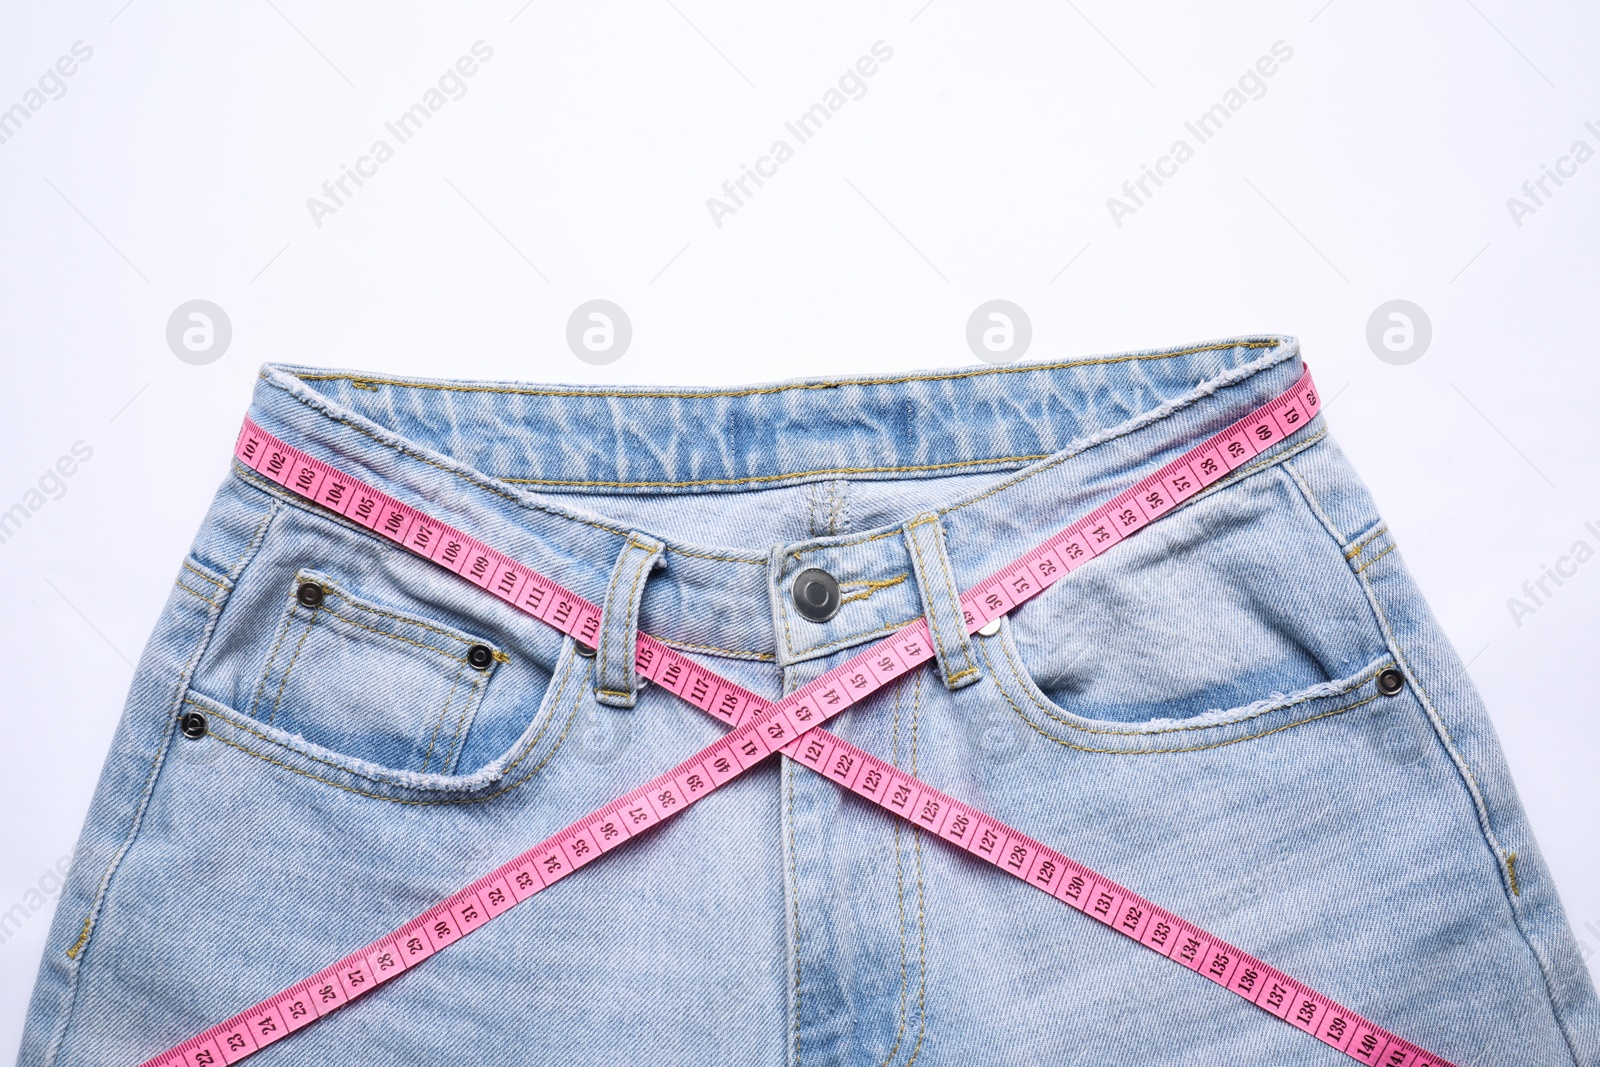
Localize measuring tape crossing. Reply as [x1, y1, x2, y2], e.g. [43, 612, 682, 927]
[140, 368, 1452, 1067]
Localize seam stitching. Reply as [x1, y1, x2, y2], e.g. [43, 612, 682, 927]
[905, 668, 928, 1067]
[173, 581, 222, 610]
[55, 503, 274, 998]
[252, 354, 1310, 672]
[1347, 566, 1586, 1067]
[790, 615, 934, 660]
[1281, 459, 1347, 546]
[794, 528, 901, 556]
[502, 453, 1057, 490]
[1353, 543, 1396, 574]
[657, 637, 775, 661]
[181, 561, 228, 590]
[778, 558, 798, 664]
[877, 678, 911, 1067]
[937, 405, 1320, 525]
[287, 342, 1276, 399]
[268, 604, 319, 725]
[235, 442, 627, 541]
[1344, 523, 1389, 559]
[249, 354, 1306, 666]
[252, 342, 1286, 560]
[313, 575, 501, 650]
[992, 620, 1386, 738]
[795, 430, 1324, 659]
[666, 545, 766, 565]
[906, 517, 975, 684]
[201, 697, 575, 807]
[440, 666, 488, 774]
[996, 666, 1379, 755]
[906, 526, 954, 672]
[250, 601, 299, 720]
[983, 637, 1383, 751]
[839, 574, 908, 589]
[194, 648, 577, 793]
[786, 755, 802, 1066]
[927, 518, 979, 682]
[419, 660, 468, 774]
[228, 503, 280, 579]
[597, 537, 647, 699]
[309, 600, 487, 664]
[194, 654, 579, 806]
[839, 573, 909, 605]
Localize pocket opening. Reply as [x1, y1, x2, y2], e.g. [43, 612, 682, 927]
[245, 568, 508, 776]
[177, 634, 583, 802]
[987, 618, 1391, 744]
[992, 465, 1392, 733]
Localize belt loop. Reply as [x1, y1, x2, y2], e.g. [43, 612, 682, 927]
[902, 511, 981, 691]
[593, 532, 666, 709]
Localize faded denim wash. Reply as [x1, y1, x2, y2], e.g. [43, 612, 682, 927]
[18, 336, 1600, 1066]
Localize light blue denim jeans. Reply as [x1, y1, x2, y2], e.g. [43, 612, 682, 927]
[18, 336, 1600, 1066]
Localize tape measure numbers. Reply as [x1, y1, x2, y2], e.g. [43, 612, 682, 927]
[140, 368, 1454, 1067]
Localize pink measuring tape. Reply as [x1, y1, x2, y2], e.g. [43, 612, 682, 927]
[138, 367, 1454, 1067]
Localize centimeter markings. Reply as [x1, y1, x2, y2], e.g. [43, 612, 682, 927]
[142, 369, 1452, 1067]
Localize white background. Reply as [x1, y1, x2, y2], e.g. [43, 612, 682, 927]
[1, 0, 1596, 1057]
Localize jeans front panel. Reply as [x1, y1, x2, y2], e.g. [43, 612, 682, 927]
[24, 471, 793, 1067]
[17, 336, 1598, 1067]
[783, 430, 1584, 1066]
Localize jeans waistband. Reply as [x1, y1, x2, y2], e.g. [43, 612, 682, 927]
[245, 335, 1306, 668]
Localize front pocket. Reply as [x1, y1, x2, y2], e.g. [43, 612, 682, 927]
[983, 618, 1395, 755]
[249, 568, 507, 774]
[998, 463, 1388, 729]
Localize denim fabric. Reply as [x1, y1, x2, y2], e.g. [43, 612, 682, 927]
[18, 336, 1600, 1067]
[591, 532, 665, 708]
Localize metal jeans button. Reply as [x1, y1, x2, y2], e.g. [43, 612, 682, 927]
[792, 568, 841, 623]
[1376, 668, 1405, 696]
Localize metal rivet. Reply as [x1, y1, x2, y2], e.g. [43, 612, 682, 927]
[1376, 668, 1405, 697]
[575, 640, 597, 658]
[179, 710, 208, 739]
[977, 617, 1003, 637]
[467, 644, 494, 670]
[792, 568, 841, 623]
[295, 582, 325, 608]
